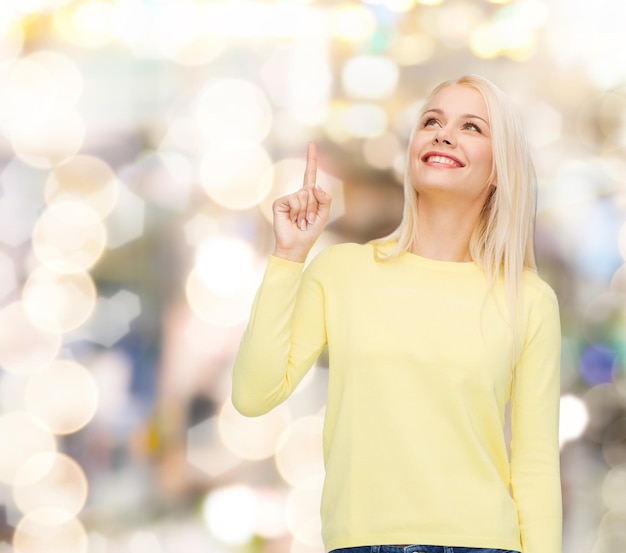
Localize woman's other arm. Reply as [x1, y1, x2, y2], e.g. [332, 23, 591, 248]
[510, 282, 562, 553]
[231, 144, 332, 416]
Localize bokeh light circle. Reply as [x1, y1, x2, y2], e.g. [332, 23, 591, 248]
[151, 2, 226, 66]
[255, 488, 288, 539]
[286, 484, 324, 547]
[342, 104, 388, 138]
[601, 463, 626, 514]
[27, 50, 84, 99]
[342, 55, 399, 100]
[45, 155, 119, 218]
[389, 32, 435, 66]
[0, 302, 61, 374]
[597, 510, 626, 542]
[0, 48, 82, 132]
[202, 485, 257, 545]
[469, 24, 500, 59]
[10, 110, 84, 168]
[582, 292, 626, 346]
[27, 50, 83, 116]
[23, 268, 97, 333]
[431, 1, 483, 46]
[13, 511, 87, 553]
[185, 261, 261, 327]
[172, 35, 226, 66]
[194, 235, 256, 297]
[559, 394, 589, 447]
[275, 415, 325, 488]
[218, 399, 291, 461]
[199, 141, 274, 210]
[195, 79, 272, 142]
[32, 201, 107, 273]
[579, 343, 618, 386]
[330, 4, 377, 43]
[53, 0, 117, 49]
[25, 360, 99, 435]
[151, 1, 201, 56]
[13, 452, 88, 522]
[0, 411, 56, 485]
[0, 58, 54, 131]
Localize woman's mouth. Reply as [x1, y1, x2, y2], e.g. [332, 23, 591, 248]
[422, 153, 465, 167]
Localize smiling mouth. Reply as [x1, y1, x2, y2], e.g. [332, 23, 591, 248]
[423, 155, 464, 167]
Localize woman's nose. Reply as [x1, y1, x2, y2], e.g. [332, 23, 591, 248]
[433, 126, 455, 146]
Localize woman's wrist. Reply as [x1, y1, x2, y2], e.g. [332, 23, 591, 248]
[272, 247, 308, 264]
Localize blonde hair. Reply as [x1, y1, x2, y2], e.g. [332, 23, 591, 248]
[376, 75, 537, 355]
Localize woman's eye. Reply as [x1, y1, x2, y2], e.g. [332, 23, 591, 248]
[464, 122, 481, 132]
[423, 118, 439, 127]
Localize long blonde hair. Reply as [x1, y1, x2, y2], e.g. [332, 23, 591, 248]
[376, 75, 537, 355]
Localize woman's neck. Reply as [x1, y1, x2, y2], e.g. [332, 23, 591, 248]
[411, 198, 483, 262]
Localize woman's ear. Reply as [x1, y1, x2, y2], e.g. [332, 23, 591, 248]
[489, 171, 497, 189]
[489, 166, 497, 188]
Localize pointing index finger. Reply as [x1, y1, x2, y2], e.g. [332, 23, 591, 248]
[303, 142, 317, 190]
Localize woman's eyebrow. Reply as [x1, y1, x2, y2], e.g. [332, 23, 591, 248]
[422, 108, 490, 127]
[463, 113, 490, 127]
[422, 108, 442, 117]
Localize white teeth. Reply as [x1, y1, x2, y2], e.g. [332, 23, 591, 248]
[426, 155, 460, 167]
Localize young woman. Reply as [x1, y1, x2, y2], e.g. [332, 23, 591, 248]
[232, 75, 562, 553]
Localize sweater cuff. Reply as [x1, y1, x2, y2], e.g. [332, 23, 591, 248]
[268, 255, 305, 270]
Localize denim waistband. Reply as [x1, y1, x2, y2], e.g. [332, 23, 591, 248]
[330, 545, 520, 553]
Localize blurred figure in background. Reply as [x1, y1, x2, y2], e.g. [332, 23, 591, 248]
[232, 75, 561, 553]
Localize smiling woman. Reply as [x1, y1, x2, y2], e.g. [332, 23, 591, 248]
[410, 85, 494, 218]
[232, 75, 561, 553]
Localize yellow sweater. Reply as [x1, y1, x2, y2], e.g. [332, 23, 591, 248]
[232, 242, 562, 553]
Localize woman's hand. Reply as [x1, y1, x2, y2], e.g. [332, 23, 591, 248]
[272, 143, 332, 263]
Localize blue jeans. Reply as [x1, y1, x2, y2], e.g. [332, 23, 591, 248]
[330, 546, 520, 553]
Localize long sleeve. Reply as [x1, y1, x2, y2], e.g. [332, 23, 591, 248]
[231, 251, 329, 417]
[510, 282, 562, 553]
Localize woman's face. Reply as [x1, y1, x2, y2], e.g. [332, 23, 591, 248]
[409, 84, 494, 204]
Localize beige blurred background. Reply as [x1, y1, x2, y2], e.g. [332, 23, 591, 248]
[0, 0, 624, 552]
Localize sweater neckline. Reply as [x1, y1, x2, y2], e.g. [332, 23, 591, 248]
[371, 240, 480, 273]
[401, 250, 479, 272]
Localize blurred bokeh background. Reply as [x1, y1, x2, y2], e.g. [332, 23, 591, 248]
[0, 0, 624, 552]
